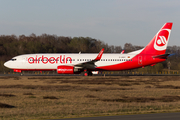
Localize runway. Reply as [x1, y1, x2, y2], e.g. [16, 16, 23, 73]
[52, 112, 180, 120]
[0, 73, 180, 76]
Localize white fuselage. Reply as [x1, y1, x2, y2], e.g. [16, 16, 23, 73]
[4, 52, 139, 70]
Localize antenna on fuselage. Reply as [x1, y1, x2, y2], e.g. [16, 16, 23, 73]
[79, 51, 81, 54]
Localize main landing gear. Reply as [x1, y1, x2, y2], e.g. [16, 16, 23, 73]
[83, 71, 93, 76]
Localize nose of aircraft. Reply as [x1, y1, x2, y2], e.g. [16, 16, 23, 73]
[4, 61, 10, 68]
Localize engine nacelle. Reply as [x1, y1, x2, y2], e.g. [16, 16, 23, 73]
[57, 66, 83, 74]
[57, 66, 74, 74]
[13, 69, 22, 73]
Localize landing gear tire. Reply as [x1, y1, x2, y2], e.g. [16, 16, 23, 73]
[83, 71, 93, 76]
[88, 71, 93, 76]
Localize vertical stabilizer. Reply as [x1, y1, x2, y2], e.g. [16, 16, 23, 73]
[140, 23, 173, 55]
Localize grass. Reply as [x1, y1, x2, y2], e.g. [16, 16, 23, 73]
[43, 96, 58, 99]
[0, 103, 15, 108]
[0, 76, 180, 119]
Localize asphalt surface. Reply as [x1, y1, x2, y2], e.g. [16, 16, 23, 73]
[51, 112, 180, 120]
[0, 73, 180, 76]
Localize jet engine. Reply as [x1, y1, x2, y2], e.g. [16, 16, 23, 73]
[57, 66, 82, 74]
[13, 69, 22, 73]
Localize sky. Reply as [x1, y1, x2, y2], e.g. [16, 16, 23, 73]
[0, 0, 180, 47]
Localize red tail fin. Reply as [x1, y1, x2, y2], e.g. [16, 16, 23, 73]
[140, 23, 173, 55]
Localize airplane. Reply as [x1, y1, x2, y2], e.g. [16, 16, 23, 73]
[4, 22, 173, 76]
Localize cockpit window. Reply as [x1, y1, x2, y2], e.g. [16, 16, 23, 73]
[11, 59, 17, 61]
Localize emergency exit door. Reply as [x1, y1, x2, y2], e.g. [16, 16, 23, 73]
[138, 56, 142, 65]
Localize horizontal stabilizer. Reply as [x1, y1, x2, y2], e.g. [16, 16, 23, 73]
[168, 53, 175, 57]
[153, 53, 170, 59]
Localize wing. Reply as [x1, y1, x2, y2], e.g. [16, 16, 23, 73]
[74, 48, 104, 69]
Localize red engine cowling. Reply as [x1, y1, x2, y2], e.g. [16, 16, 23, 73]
[57, 66, 74, 74]
[13, 69, 22, 73]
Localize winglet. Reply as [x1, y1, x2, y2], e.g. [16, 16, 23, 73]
[121, 50, 125, 54]
[95, 48, 104, 61]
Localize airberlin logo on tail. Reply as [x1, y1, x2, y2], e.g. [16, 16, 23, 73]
[157, 36, 167, 45]
[154, 29, 171, 51]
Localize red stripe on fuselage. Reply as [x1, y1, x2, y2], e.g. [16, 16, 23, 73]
[13, 69, 57, 71]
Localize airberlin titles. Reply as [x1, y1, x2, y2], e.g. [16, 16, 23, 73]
[27, 55, 72, 64]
